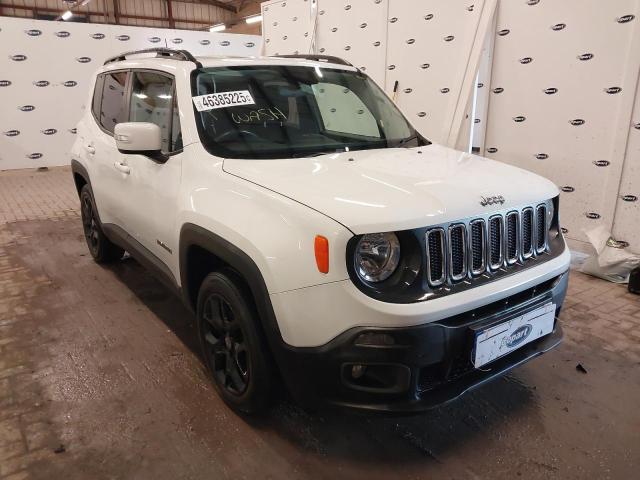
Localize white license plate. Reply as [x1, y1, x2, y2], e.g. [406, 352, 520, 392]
[473, 302, 556, 368]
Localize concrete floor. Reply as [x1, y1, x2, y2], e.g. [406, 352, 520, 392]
[1, 167, 639, 480]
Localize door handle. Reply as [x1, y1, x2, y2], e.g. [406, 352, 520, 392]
[84, 144, 95, 155]
[114, 161, 131, 175]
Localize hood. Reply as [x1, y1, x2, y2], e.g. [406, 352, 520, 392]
[223, 144, 559, 234]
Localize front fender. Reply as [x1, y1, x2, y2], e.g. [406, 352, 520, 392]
[178, 150, 353, 296]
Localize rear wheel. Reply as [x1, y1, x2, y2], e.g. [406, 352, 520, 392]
[197, 271, 273, 414]
[80, 185, 124, 263]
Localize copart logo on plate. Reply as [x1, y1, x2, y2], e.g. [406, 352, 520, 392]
[480, 195, 505, 206]
[504, 325, 532, 348]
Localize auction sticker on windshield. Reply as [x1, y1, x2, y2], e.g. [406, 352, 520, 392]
[193, 90, 255, 112]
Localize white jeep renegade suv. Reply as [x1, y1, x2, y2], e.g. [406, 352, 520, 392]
[71, 48, 570, 414]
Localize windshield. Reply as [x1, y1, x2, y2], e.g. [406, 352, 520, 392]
[191, 65, 429, 159]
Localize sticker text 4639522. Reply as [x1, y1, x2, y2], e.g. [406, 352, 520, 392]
[193, 90, 255, 112]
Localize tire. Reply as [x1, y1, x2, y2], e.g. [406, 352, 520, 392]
[197, 271, 274, 414]
[79, 185, 124, 263]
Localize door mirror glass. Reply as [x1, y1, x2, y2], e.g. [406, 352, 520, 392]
[114, 122, 164, 159]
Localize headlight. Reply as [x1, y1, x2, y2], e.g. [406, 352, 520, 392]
[355, 232, 401, 282]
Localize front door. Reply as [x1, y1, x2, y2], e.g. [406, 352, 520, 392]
[120, 70, 183, 276]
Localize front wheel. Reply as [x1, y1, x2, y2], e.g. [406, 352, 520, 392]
[197, 271, 274, 414]
[80, 185, 124, 263]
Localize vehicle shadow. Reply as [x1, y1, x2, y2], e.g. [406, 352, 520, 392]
[107, 256, 539, 468]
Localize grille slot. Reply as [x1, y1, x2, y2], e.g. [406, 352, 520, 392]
[505, 211, 519, 264]
[522, 207, 534, 259]
[470, 219, 486, 275]
[448, 224, 467, 281]
[426, 229, 446, 286]
[488, 215, 504, 269]
[536, 204, 547, 252]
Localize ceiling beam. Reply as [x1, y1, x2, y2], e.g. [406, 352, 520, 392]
[113, 0, 120, 24]
[185, 0, 237, 13]
[167, 0, 175, 28]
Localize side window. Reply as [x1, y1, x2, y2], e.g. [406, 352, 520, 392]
[129, 71, 182, 153]
[100, 71, 128, 133]
[311, 83, 380, 138]
[92, 74, 105, 121]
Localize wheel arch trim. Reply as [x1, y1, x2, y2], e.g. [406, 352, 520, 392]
[71, 159, 91, 196]
[179, 223, 284, 346]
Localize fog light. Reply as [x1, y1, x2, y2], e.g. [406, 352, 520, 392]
[351, 364, 366, 379]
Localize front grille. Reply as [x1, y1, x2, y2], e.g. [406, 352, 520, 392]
[505, 211, 518, 264]
[470, 219, 486, 275]
[425, 202, 550, 287]
[489, 215, 503, 269]
[426, 229, 446, 286]
[448, 224, 467, 281]
[522, 208, 534, 258]
[536, 204, 547, 252]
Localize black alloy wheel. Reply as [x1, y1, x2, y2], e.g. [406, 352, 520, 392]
[81, 192, 100, 256]
[79, 185, 124, 263]
[197, 272, 273, 413]
[202, 294, 250, 395]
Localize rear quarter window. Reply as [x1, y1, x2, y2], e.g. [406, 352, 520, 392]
[91, 74, 105, 121]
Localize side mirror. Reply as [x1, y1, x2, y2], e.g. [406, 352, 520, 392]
[114, 122, 167, 162]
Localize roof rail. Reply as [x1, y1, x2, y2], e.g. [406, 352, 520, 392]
[104, 48, 202, 68]
[273, 54, 353, 67]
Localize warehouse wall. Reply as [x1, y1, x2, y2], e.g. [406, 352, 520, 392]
[261, 0, 494, 149]
[483, 0, 640, 250]
[261, 0, 640, 254]
[0, 16, 262, 170]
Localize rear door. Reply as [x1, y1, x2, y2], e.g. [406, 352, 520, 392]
[88, 70, 131, 228]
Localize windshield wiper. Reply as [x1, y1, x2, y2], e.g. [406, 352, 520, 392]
[393, 134, 420, 148]
[291, 148, 347, 158]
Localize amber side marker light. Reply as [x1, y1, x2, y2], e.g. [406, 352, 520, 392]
[314, 235, 329, 274]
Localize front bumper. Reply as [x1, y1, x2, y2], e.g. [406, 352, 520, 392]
[273, 271, 568, 413]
